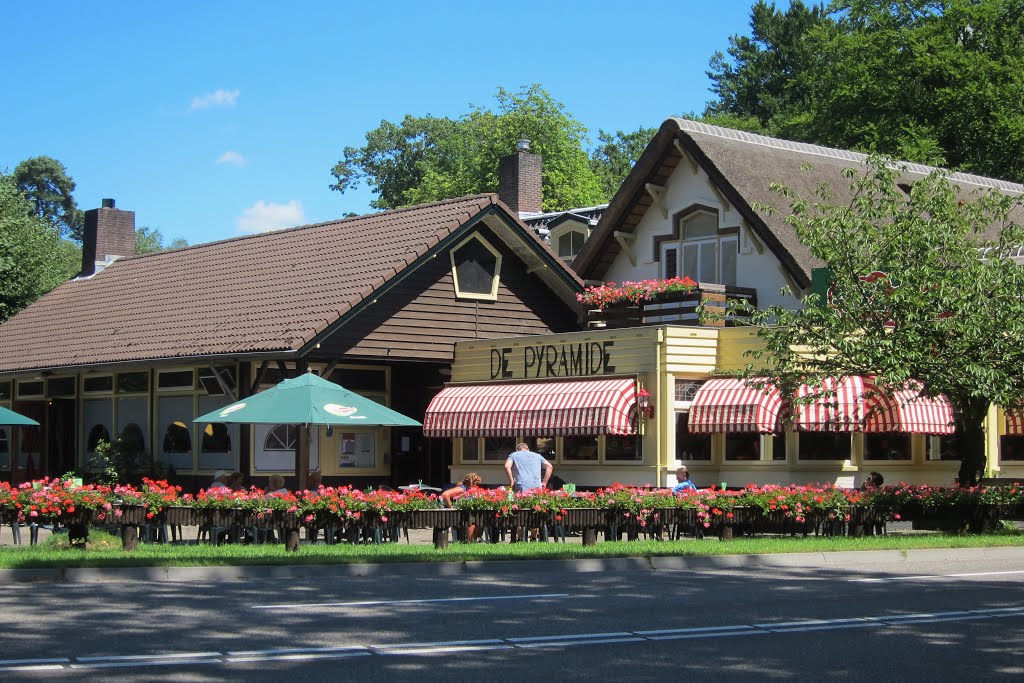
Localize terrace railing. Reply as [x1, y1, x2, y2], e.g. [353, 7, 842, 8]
[586, 283, 758, 330]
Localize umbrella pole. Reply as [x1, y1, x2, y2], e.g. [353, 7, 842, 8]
[296, 424, 310, 491]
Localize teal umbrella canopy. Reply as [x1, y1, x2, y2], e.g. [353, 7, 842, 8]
[0, 405, 39, 426]
[193, 372, 421, 427]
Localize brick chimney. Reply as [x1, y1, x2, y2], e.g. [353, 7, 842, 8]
[81, 198, 135, 276]
[498, 139, 542, 214]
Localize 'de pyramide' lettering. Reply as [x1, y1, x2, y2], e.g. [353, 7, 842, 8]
[490, 341, 615, 379]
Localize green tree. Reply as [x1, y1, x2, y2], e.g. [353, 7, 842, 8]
[738, 158, 1024, 485]
[135, 226, 188, 255]
[331, 85, 606, 211]
[706, 1, 1024, 183]
[590, 127, 658, 200]
[0, 172, 81, 322]
[12, 156, 85, 240]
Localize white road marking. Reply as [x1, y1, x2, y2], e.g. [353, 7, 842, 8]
[228, 646, 370, 657]
[19, 604, 1024, 672]
[253, 592, 569, 609]
[850, 570, 1024, 583]
[76, 651, 221, 662]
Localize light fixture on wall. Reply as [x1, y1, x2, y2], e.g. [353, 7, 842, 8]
[636, 387, 654, 419]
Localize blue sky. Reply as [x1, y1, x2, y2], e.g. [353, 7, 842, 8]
[2, 1, 770, 246]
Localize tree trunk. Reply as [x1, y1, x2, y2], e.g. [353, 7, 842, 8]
[957, 408, 988, 487]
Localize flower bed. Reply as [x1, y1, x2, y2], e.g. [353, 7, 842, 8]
[2, 479, 1022, 544]
[577, 276, 697, 309]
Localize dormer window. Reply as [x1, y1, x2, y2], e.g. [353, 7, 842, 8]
[556, 229, 586, 262]
[450, 234, 502, 300]
[658, 206, 737, 285]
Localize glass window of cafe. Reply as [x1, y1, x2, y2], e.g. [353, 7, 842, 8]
[459, 432, 636, 465]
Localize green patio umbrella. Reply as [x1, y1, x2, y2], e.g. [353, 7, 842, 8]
[0, 405, 39, 426]
[194, 372, 420, 489]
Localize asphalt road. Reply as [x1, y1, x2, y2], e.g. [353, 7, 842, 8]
[3, 550, 1024, 681]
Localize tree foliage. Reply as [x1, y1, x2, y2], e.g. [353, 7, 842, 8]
[590, 127, 658, 200]
[0, 172, 81, 322]
[135, 226, 188, 255]
[706, 0, 1024, 183]
[739, 158, 1024, 484]
[12, 156, 84, 240]
[331, 85, 610, 211]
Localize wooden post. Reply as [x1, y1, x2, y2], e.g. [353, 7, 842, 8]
[285, 527, 301, 552]
[582, 528, 597, 546]
[121, 525, 139, 551]
[719, 525, 734, 541]
[433, 527, 449, 549]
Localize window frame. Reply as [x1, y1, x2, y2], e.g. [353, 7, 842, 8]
[449, 233, 502, 301]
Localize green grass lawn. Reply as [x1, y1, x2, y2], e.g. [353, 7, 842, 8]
[2, 530, 1023, 570]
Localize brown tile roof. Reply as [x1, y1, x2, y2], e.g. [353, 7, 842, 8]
[575, 118, 1024, 285]
[0, 194, 576, 374]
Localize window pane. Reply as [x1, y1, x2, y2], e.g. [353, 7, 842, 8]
[928, 433, 962, 461]
[17, 381, 43, 397]
[0, 428, 9, 469]
[46, 377, 76, 397]
[725, 433, 760, 460]
[663, 247, 678, 280]
[337, 431, 375, 468]
[158, 395, 193, 471]
[676, 412, 711, 460]
[84, 376, 113, 393]
[530, 436, 556, 459]
[864, 433, 910, 460]
[571, 231, 585, 253]
[683, 212, 717, 238]
[453, 238, 497, 295]
[772, 433, 787, 461]
[158, 370, 194, 390]
[557, 233, 574, 257]
[83, 399, 113, 461]
[682, 244, 698, 281]
[699, 241, 717, 282]
[563, 435, 598, 461]
[197, 395, 236, 471]
[0, 382, 10, 401]
[797, 432, 851, 460]
[461, 438, 480, 463]
[265, 425, 297, 451]
[1000, 435, 1024, 461]
[117, 396, 148, 459]
[605, 432, 641, 461]
[720, 237, 737, 286]
[484, 437, 515, 461]
[118, 372, 149, 393]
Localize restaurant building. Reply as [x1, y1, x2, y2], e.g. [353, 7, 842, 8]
[0, 185, 586, 489]
[426, 119, 1024, 488]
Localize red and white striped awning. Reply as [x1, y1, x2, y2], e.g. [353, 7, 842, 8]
[1005, 410, 1024, 436]
[423, 378, 638, 438]
[688, 378, 785, 434]
[795, 377, 867, 432]
[795, 377, 954, 434]
[866, 382, 955, 435]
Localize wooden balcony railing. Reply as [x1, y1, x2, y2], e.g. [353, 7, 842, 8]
[586, 284, 758, 329]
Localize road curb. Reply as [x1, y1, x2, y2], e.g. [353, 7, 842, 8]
[2, 545, 1022, 583]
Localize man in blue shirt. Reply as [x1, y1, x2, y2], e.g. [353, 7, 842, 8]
[505, 443, 553, 492]
[672, 466, 696, 493]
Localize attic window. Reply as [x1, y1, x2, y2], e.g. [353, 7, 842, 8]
[450, 234, 502, 301]
[557, 230, 586, 260]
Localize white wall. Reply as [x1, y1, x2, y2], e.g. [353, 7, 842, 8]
[601, 162, 796, 310]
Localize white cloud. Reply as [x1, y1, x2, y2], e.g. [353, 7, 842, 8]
[189, 88, 240, 112]
[236, 200, 304, 234]
[217, 150, 247, 166]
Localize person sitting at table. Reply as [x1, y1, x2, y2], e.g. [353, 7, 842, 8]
[672, 466, 697, 494]
[265, 474, 289, 496]
[209, 470, 231, 490]
[440, 473, 482, 507]
[227, 471, 245, 491]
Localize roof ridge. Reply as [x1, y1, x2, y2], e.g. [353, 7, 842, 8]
[116, 193, 498, 262]
[672, 118, 1024, 195]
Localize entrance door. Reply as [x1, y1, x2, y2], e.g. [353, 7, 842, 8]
[48, 399, 76, 478]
